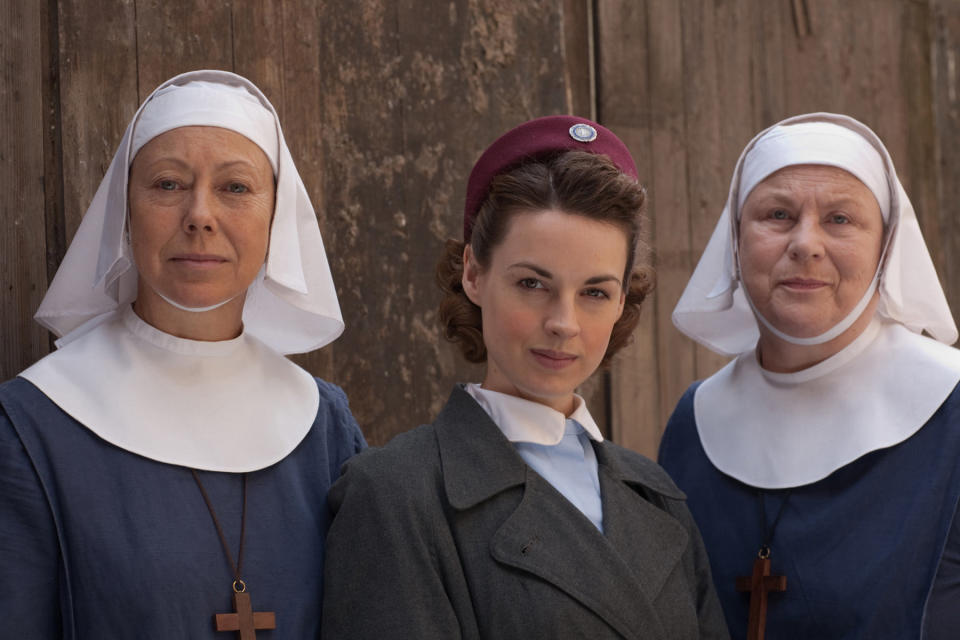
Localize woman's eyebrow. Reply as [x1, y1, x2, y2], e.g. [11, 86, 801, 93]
[585, 275, 622, 286]
[508, 262, 552, 278]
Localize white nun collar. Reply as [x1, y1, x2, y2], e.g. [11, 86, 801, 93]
[694, 317, 960, 488]
[20, 305, 319, 472]
[464, 383, 604, 445]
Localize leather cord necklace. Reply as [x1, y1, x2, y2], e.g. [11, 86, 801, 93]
[735, 490, 790, 640]
[192, 470, 276, 639]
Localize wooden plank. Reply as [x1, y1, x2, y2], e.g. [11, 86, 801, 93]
[57, 0, 138, 243]
[275, 1, 337, 381]
[681, 0, 734, 384]
[595, 0, 662, 458]
[230, 2, 285, 110]
[899, 1, 943, 290]
[0, 0, 51, 380]
[41, 0, 65, 287]
[133, 0, 233, 98]
[562, 0, 595, 119]
[931, 0, 960, 322]
[643, 0, 696, 452]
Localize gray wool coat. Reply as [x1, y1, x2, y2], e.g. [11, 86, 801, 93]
[321, 386, 729, 639]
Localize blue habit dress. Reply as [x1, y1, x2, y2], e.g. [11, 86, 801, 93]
[659, 382, 960, 640]
[0, 376, 365, 639]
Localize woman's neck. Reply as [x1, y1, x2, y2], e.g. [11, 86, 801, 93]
[756, 297, 880, 373]
[133, 289, 245, 341]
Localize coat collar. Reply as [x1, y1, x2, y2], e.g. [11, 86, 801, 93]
[435, 385, 684, 509]
[434, 385, 528, 510]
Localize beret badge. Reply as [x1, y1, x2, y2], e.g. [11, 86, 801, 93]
[569, 123, 598, 143]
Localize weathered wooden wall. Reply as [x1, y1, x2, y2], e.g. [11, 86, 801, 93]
[3, 0, 960, 456]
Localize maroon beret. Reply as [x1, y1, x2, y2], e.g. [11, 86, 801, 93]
[462, 115, 639, 241]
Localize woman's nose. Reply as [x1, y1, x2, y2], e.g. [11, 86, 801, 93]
[787, 214, 824, 260]
[544, 296, 580, 338]
[182, 189, 216, 233]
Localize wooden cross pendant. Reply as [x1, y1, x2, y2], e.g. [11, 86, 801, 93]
[735, 556, 786, 640]
[215, 591, 276, 640]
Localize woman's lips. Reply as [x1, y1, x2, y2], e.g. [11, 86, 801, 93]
[779, 277, 828, 290]
[530, 348, 578, 370]
[170, 254, 228, 269]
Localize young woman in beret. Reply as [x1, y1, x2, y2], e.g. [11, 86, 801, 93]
[322, 116, 728, 639]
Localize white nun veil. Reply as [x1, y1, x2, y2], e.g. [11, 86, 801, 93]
[673, 112, 956, 356]
[35, 69, 343, 355]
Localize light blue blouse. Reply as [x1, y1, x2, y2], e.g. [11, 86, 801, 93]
[465, 384, 604, 532]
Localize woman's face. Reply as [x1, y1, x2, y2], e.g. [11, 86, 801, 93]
[128, 125, 275, 311]
[462, 209, 627, 415]
[738, 164, 884, 339]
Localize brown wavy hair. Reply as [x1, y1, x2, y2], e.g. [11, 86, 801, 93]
[437, 150, 653, 365]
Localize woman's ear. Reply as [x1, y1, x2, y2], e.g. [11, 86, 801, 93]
[461, 245, 483, 307]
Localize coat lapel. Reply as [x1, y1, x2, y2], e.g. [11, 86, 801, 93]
[596, 443, 690, 603]
[433, 386, 690, 640]
[490, 470, 669, 640]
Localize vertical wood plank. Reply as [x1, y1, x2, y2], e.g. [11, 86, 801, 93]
[275, 1, 337, 380]
[230, 2, 285, 107]
[644, 0, 696, 451]
[41, 0, 65, 287]
[899, 1, 941, 286]
[58, 0, 137, 243]
[0, 0, 51, 380]
[681, 0, 734, 383]
[931, 0, 960, 321]
[562, 0, 594, 118]
[595, 0, 662, 457]
[133, 0, 233, 98]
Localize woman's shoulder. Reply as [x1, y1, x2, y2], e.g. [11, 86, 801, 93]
[0, 376, 59, 426]
[307, 377, 367, 454]
[327, 423, 445, 513]
[342, 423, 441, 480]
[311, 376, 350, 412]
[659, 380, 707, 461]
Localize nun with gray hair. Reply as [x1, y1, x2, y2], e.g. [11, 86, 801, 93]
[0, 70, 364, 637]
[659, 113, 960, 639]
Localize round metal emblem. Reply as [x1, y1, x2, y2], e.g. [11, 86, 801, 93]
[568, 123, 598, 143]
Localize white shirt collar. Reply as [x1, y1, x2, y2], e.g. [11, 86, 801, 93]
[464, 383, 604, 445]
[20, 305, 319, 472]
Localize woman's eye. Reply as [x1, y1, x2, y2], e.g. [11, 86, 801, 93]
[158, 179, 178, 191]
[227, 182, 249, 194]
[771, 209, 789, 220]
[518, 278, 543, 290]
[831, 214, 849, 224]
[584, 288, 610, 299]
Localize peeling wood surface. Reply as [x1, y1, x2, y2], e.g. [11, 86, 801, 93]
[2, 0, 959, 456]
